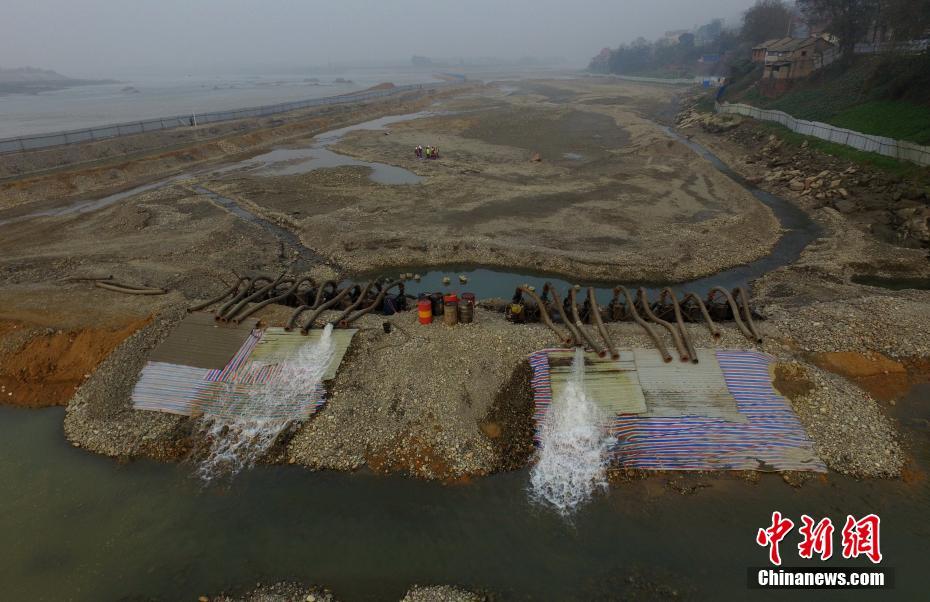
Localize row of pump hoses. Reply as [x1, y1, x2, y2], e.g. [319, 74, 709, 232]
[188, 273, 761, 364]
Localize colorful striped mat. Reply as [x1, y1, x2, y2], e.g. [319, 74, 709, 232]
[529, 348, 826, 472]
[133, 329, 327, 419]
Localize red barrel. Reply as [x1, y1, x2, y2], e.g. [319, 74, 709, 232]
[418, 299, 433, 325]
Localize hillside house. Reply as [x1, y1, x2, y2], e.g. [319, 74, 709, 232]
[752, 37, 838, 96]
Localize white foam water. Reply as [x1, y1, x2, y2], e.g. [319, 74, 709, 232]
[529, 347, 614, 515]
[196, 324, 335, 482]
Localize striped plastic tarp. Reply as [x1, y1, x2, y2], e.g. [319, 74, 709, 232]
[133, 328, 331, 419]
[529, 348, 826, 472]
[132, 362, 327, 419]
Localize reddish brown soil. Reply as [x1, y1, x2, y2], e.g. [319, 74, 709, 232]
[773, 363, 816, 401]
[366, 433, 457, 479]
[810, 351, 930, 401]
[0, 317, 150, 407]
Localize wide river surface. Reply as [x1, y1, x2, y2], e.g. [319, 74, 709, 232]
[0, 68, 441, 138]
[1, 384, 927, 601]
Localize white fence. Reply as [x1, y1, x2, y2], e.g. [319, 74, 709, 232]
[610, 74, 726, 87]
[716, 101, 930, 166]
[0, 82, 448, 155]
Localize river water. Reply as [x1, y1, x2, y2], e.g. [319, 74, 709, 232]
[1, 384, 927, 600]
[0, 69, 442, 139]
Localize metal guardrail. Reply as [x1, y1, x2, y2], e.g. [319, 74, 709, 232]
[606, 74, 726, 87]
[0, 82, 450, 155]
[716, 101, 930, 167]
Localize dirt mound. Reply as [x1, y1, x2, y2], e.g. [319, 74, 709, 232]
[773, 362, 816, 400]
[0, 317, 150, 407]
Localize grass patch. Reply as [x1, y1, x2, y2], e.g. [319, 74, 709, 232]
[831, 101, 930, 146]
[693, 94, 716, 114]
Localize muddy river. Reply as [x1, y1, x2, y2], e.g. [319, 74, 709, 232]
[1, 384, 927, 600]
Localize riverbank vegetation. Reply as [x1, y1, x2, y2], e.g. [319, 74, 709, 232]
[594, 0, 930, 146]
[725, 54, 930, 145]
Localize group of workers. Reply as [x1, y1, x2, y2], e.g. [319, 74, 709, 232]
[414, 144, 440, 160]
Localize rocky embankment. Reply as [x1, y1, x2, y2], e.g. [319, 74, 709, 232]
[674, 92, 930, 479]
[677, 102, 930, 250]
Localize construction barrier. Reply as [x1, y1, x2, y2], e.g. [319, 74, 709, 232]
[716, 101, 930, 167]
[597, 73, 726, 87]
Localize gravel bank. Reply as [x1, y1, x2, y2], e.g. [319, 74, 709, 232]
[210, 582, 337, 602]
[63, 303, 192, 461]
[401, 585, 487, 602]
[207, 582, 486, 602]
[286, 307, 557, 479]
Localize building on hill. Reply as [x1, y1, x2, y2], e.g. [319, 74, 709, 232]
[751, 36, 839, 97]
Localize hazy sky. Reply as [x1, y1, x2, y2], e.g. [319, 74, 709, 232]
[3, 0, 758, 76]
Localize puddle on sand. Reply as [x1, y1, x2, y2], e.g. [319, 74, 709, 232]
[190, 185, 336, 268]
[215, 110, 433, 184]
[222, 146, 422, 184]
[562, 152, 584, 161]
[851, 274, 930, 291]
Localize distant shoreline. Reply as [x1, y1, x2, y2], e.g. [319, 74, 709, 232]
[0, 79, 120, 96]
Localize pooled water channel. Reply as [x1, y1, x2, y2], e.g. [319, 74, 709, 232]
[214, 111, 432, 184]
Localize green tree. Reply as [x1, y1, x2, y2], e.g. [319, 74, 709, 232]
[798, 0, 880, 62]
[741, 0, 794, 44]
[878, 0, 930, 44]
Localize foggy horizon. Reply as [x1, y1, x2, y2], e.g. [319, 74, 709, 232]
[4, 0, 759, 77]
